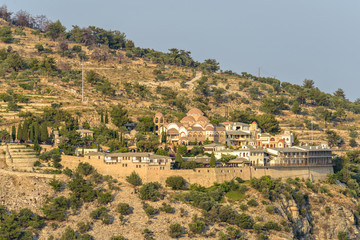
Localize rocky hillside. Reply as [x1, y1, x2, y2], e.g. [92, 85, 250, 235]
[0, 164, 358, 240]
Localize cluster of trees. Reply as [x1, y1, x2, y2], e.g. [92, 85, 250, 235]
[229, 110, 280, 134]
[85, 70, 115, 96]
[0, 206, 45, 239]
[0, 6, 51, 31]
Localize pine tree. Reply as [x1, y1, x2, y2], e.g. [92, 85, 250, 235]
[105, 110, 109, 124]
[11, 125, 16, 141]
[210, 153, 216, 167]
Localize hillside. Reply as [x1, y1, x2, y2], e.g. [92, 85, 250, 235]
[1, 6, 360, 240]
[1, 165, 359, 240]
[0, 15, 359, 150]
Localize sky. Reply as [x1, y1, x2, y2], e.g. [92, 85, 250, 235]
[3, 0, 360, 100]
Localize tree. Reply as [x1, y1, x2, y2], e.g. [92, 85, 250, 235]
[46, 20, 66, 40]
[41, 196, 69, 221]
[155, 149, 169, 156]
[40, 124, 48, 143]
[139, 182, 162, 201]
[105, 110, 109, 124]
[200, 59, 220, 73]
[166, 176, 187, 190]
[325, 130, 344, 147]
[174, 152, 184, 169]
[110, 104, 130, 128]
[0, 130, 10, 141]
[177, 145, 187, 155]
[77, 162, 94, 176]
[302, 79, 314, 89]
[49, 177, 63, 192]
[0, 25, 13, 43]
[210, 152, 216, 167]
[334, 88, 346, 99]
[126, 171, 142, 186]
[11, 125, 16, 141]
[291, 101, 301, 114]
[161, 130, 167, 143]
[256, 114, 280, 134]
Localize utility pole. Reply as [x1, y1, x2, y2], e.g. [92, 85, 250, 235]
[311, 118, 313, 145]
[81, 61, 84, 102]
[258, 67, 260, 79]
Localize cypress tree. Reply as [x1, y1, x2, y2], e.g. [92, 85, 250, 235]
[210, 152, 216, 167]
[174, 152, 183, 169]
[40, 124, 48, 143]
[22, 121, 30, 141]
[17, 123, 22, 141]
[105, 110, 109, 124]
[34, 123, 40, 143]
[161, 131, 167, 143]
[11, 125, 16, 141]
[29, 123, 35, 142]
[100, 111, 104, 123]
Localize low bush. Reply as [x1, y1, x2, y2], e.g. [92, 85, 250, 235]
[169, 223, 184, 238]
[117, 203, 132, 215]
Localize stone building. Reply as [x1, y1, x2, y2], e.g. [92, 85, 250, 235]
[266, 145, 333, 166]
[156, 108, 226, 145]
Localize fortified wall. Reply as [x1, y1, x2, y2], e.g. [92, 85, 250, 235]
[61, 156, 333, 187]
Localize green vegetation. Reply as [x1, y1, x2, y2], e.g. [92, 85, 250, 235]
[165, 176, 187, 190]
[126, 171, 142, 186]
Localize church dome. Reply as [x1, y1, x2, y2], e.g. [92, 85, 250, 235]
[187, 108, 204, 116]
[180, 115, 196, 123]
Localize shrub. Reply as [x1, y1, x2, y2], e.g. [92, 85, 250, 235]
[97, 191, 112, 205]
[240, 204, 248, 211]
[126, 171, 142, 186]
[139, 182, 162, 201]
[160, 202, 174, 213]
[110, 235, 125, 240]
[90, 207, 111, 225]
[247, 199, 259, 207]
[237, 213, 254, 229]
[166, 176, 187, 190]
[143, 228, 155, 240]
[35, 44, 44, 52]
[265, 205, 276, 214]
[188, 215, 206, 234]
[49, 177, 63, 192]
[117, 203, 132, 215]
[264, 221, 281, 231]
[77, 221, 91, 234]
[337, 231, 349, 240]
[143, 202, 158, 217]
[169, 223, 184, 238]
[325, 206, 331, 214]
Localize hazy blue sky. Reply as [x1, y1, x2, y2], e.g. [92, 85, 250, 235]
[3, 0, 360, 100]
